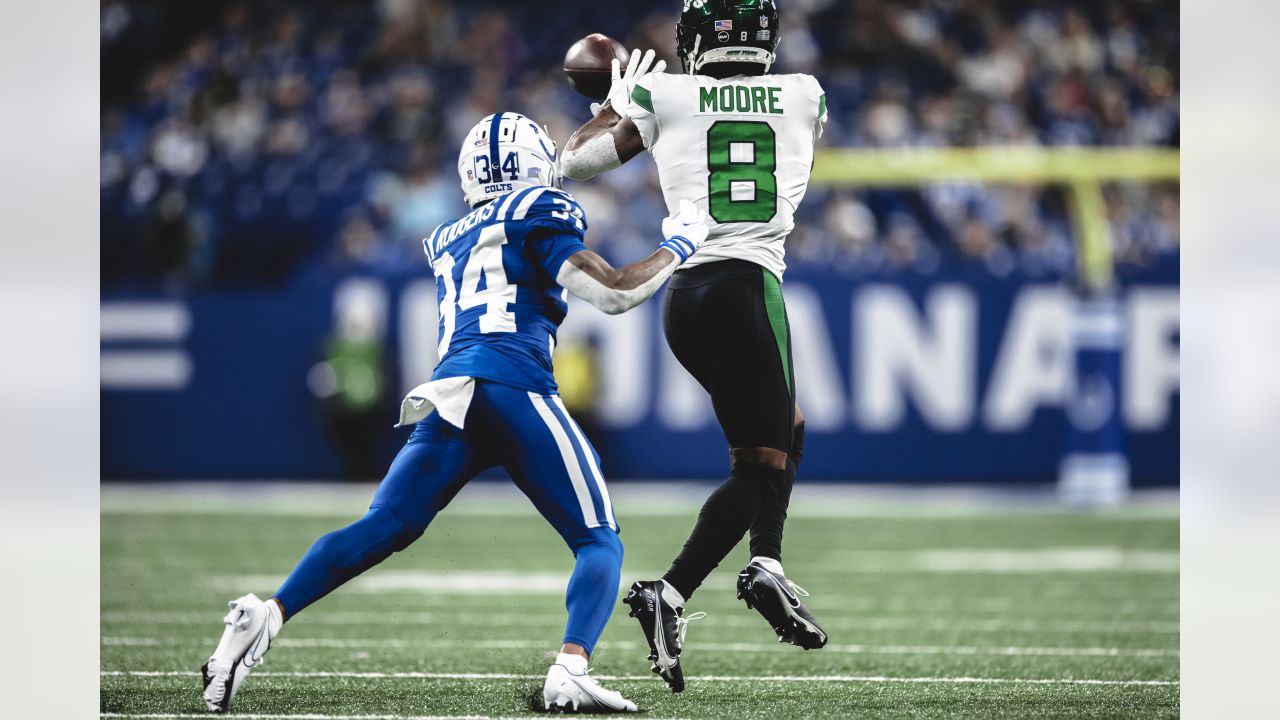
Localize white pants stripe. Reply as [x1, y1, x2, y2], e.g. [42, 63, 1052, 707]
[551, 395, 616, 529]
[527, 392, 600, 528]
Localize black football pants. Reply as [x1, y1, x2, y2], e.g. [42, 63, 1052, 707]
[659, 259, 797, 599]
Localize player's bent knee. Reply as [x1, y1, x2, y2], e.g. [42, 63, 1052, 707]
[569, 527, 624, 583]
[597, 526, 624, 562]
[571, 526, 623, 560]
[384, 508, 433, 553]
[728, 450, 792, 499]
[729, 446, 788, 471]
[790, 421, 806, 467]
[388, 525, 424, 554]
[316, 507, 418, 571]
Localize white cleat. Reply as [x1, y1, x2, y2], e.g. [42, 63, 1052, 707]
[200, 593, 282, 713]
[543, 658, 638, 714]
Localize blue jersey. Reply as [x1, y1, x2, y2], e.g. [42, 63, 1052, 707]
[423, 186, 588, 394]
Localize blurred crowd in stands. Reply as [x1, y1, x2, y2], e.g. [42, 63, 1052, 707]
[101, 0, 1179, 290]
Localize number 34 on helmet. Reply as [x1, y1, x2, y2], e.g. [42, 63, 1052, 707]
[457, 113, 561, 208]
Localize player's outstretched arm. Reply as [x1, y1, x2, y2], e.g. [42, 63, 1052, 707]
[557, 200, 708, 315]
[561, 49, 661, 181]
[560, 107, 643, 181]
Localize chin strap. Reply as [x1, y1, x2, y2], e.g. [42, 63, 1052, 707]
[685, 34, 702, 75]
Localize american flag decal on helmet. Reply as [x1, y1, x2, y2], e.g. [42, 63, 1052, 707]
[714, 19, 732, 31]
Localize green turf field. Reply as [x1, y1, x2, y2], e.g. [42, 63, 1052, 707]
[101, 483, 1179, 719]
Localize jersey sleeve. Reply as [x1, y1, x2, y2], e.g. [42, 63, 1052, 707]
[626, 73, 661, 149]
[518, 188, 590, 280]
[808, 75, 828, 142]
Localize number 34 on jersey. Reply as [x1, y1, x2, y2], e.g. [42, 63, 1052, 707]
[421, 187, 590, 395]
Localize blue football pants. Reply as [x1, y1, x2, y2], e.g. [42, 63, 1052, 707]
[273, 380, 622, 654]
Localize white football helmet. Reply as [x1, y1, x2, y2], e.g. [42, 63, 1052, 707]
[457, 112, 561, 208]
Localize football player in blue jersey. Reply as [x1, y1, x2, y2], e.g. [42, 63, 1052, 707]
[200, 112, 710, 714]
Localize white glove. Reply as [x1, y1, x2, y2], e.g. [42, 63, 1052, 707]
[659, 200, 711, 264]
[605, 48, 666, 115]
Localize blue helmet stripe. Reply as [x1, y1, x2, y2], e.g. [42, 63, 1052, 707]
[488, 112, 504, 181]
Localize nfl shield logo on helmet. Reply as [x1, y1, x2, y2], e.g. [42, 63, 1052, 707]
[760, 16, 769, 28]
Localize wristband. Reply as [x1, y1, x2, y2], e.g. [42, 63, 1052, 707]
[659, 235, 696, 263]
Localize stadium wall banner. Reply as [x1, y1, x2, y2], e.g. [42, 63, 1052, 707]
[102, 260, 1178, 484]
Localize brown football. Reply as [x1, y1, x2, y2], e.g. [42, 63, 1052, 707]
[564, 33, 628, 100]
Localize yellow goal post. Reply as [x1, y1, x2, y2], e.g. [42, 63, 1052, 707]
[809, 147, 1181, 289]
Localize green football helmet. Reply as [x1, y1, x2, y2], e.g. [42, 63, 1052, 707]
[676, 0, 780, 75]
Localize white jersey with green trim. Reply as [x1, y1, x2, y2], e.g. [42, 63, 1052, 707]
[626, 72, 827, 280]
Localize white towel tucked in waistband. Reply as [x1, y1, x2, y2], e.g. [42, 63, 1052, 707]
[396, 376, 475, 429]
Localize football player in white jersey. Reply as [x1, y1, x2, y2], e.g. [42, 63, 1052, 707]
[561, 0, 829, 693]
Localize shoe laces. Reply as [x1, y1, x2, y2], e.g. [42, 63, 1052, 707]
[567, 667, 605, 691]
[786, 580, 811, 598]
[757, 563, 811, 598]
[675, 611, 707, 644]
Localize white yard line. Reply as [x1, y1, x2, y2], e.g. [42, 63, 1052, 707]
[109, 577, 1180, 610]
[100, 636, 1177, 658]
[100, 481, 1179, 519]
[209, 571, 603, 595]
[106, 596, 1180, 620]
[826, 548, 1179, 573]
[102, 715, 495, 720]
[101, 610, 1179, 635]
[100, 670, 1179, 687]
[197, 572, 1178, 612]
[127, 581, 1181, 619]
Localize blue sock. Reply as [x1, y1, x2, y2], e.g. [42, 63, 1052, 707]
[561, 527, 624, 655]
[273, 506, 422, 617]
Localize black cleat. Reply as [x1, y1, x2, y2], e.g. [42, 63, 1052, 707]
[622, 580, 700, 693]
[737, 561, 829, 650]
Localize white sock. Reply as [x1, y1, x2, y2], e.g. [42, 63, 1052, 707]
[751, 556, 785, 576]
[660, 581, 687, 609]
[555, 652, 588, 674]
[266, 599, 284, 637]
